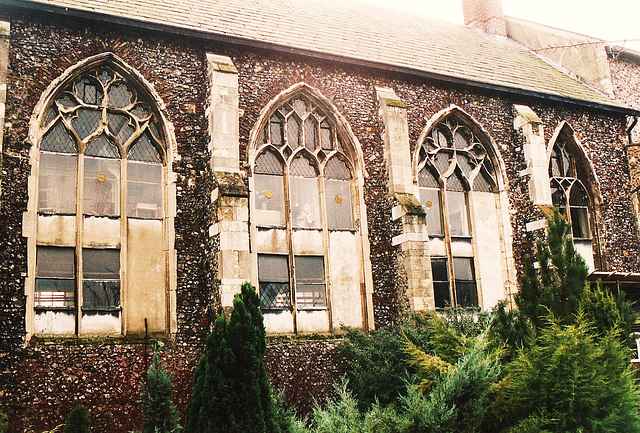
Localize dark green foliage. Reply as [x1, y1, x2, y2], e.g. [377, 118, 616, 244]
[495, 316, 640, 432]
[516, 208, 588, 327]
[0, 406, 7, 433]
[488, 301, 533, 362]
[64, 405, 91, 433]
[398, 338, 500, 433]
[335, 314, 433, 409]
[184, 283, 278, 433]
[140, 352, 181, 433]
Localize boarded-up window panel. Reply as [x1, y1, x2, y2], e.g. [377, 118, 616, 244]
[38, 152, 77, 214]
[127, 161, 162, 218]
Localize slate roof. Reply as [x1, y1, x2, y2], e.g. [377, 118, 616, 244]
[5, 0, 636, 114]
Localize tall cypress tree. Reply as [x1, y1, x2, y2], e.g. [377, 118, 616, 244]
[185, 283, 278, 433]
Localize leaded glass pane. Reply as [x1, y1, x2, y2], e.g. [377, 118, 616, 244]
[320, 120, 333, 150]
[255, 150, 284, 175]
[287, 116, 300, 148]
[550, 180, 566, 208]
[420, 188, 442, 236]
[453, 131, 470, 149]
[131, 103, 150, 120]
[38, 152, 77, 213]
[290, 155, 317, 177]
[325, 157, 351, 180]
[418, 167, 439, 188]
[326, 179, 353, 230]
[473, 170, 493, 192]
[85, 134, 119, 158]
[292, 99, 307, 117]
[295, 256, 326, 309]
[447, 190, 469, 236]
[72, 108, 101, 140]
[258, 255, 291, 309]
[304, 117, 317, 151]
[128, 133, 161, 163]
[254, 174, 285, 226]
[84, 157, 120, 216]
[108, 112, 135, 146]
[290, 176, 321, 228]
[447, 172, 465, 192]
[270, 115, 284, 146]
[434, 152, 451, 174]
[75, 78, 102, 105]
[569, 182, 589, 206]
[41, 120, 77, 153]
[107, 83, 133, 108]
[44, 106, 58, 127]
[127, 161, 162, 218]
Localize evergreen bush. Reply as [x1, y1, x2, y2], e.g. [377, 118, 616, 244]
[184, 283, 278, 433]
[64, 405, 91, 433]
[140, 352, 181, 433]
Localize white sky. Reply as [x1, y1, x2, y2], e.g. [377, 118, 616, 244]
[360, 0, 640, 51]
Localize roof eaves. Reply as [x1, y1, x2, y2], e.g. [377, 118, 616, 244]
[4, 0, 640, 117]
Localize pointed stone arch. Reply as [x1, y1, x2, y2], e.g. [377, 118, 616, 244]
[547, 120, 605, 269]
[414, 105, 516, 311]
[23, 52, 177, 338]
[248, 83, 374, 333]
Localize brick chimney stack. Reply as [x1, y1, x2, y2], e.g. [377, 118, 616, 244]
[462, 0, 507, 37]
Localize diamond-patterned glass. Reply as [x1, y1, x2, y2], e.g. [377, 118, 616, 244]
[107, 112, 135, 146]
[128, 133, 161, 163]
[292, 99, 308, 118]
[41, 121, 77, 153]
[97, 68, 114, 86]
[434, 152, 451, 174]
[473, 170, 493, 192]
[453, 130, 470, 149]
[287, 116, 300, 148]
[131, 103, 150, 120]
[44, 106, 58, 127]
[320, 120, 333, 151]
[255, 150, 284, 175]
[57, 94, 78, 109]
[447, 172, 466, 192]
[260, 282, 292, 309]
[75, 78, 102, 105]
[108, 83, 133, 108]
[418, 167, 439, 188]
[85, 134, 119, 158]
[456, 153, 473, 176]
[290, 155, 317, 177]
[304, 117, 317, 151]
[270, 115, 284, 146]
[570, 181, 589, 206]
[324, 157, 351, 180]
[72, 108, 101, 140]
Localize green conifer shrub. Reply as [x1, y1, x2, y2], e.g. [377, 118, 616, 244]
[140, 352, 181, 433]
[184, 283, 278, 433]
[497, 316, 640, 433]
[64, 405, 91, 433]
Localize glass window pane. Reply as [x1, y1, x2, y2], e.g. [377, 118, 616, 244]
[287, 117, 300, 148]
[258, 254, 289, 282]
[418, 167, 439, 188]
[36, 247, 75, 279]
[290, 177, 321, 228]
[82, 249, 120, 280]
[258, 255, 291, 309]
[320, 121, 333, 150]
[40, 120, 77, 153]
[447, 191, 469, 236]
[304, 117, 317, 151]
[84, 157, 120, 216]
[454, 257, 478, 308]
[35, 279, 75, 308]
[431, 258, 450, 309]
[571, 207, 591, 239]
[326, 179, 353, 230]
[294, 256, 326, 309]
[128, 133, 161, 163]
[254, 174, 286, 226]
[324, 158, 351, 181]
[82, 280, 120, 308]
[38, 152, 77, 213]
[419, 188, 443, 236]
[255, 150, 284, 175]
[127, 161, 162, 218]
[85, 134, 119, 158]
[72, 108, 101, 140]
[270, 115, 284, 146]
[290, 155, 317, 177]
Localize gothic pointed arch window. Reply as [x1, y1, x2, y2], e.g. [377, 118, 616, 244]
[29, 56, 172, 336]
[251, 92, 365, 333]
[549, 135, 592, 239]
[416, 115, 500, 309]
